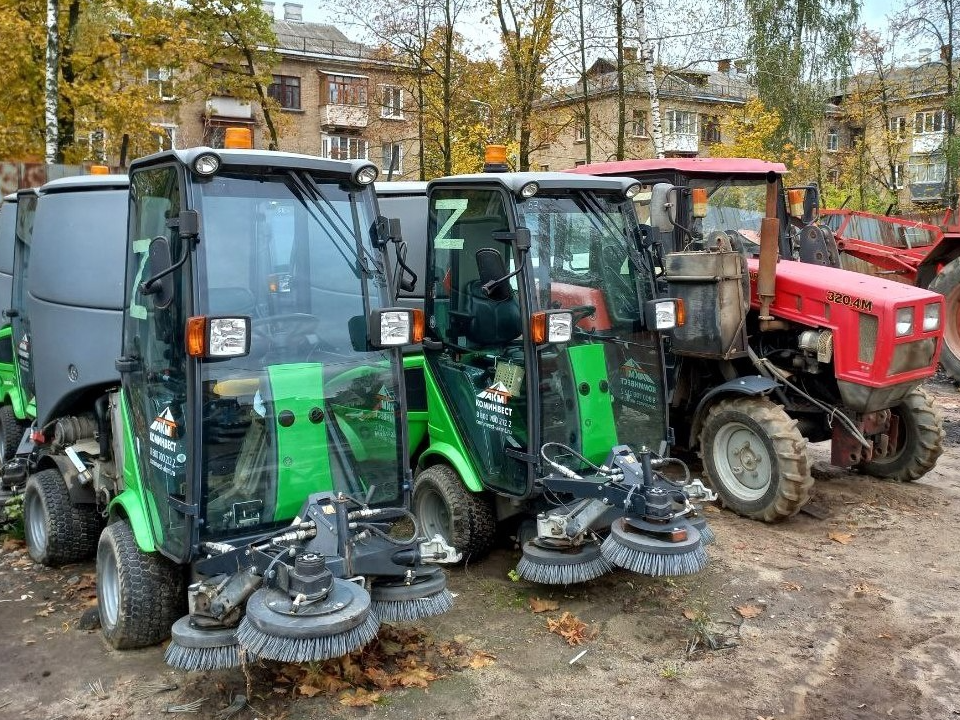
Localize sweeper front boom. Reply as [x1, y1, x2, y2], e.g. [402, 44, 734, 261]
[15, 142, 459, 671]
[378, 171, 715, 583]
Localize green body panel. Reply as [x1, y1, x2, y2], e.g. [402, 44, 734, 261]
[405, 409, 428, 456]
[0, 324, 29, 420]
[567, 343, 618, 464]
[268, 364, 333, 521]
[404, 354, 484, 493]
[110, 391, 160, 553]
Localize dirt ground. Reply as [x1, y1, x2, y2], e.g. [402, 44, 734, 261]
[1, 378, 959, 720]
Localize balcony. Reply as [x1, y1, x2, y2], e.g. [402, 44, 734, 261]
[205, 97, 252, 119]
[909, 181, 946, 204]
[913, 131, 945, 154]
[320, 104, 369, 129]
[663, 132, 699, 154]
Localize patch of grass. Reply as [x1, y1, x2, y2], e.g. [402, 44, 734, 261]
[1, 494, 24, 540]
[476, 579, 528, 610]
[658, 660, 684, 680]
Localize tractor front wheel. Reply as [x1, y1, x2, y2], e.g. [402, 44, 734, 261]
[413, 464, 496, 561]
[96, 520, 185, 649]
[858, 387, 944, 482]
[928, 257, 960, 382]
[699, 396, 813, 522]
[23, 469, 101, 566]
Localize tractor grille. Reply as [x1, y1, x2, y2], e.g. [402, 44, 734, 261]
[858, 313, 878, 364]
[889, 339, 937, 376]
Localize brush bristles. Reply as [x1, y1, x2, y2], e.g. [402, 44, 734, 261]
[371, 589, 454, 623]
[601, 535, 709, 577]
[698, 523, 716, 545]
[164, 639, 244, 671]
[236, 612, 380, 663]
[515, 554, 613, 585]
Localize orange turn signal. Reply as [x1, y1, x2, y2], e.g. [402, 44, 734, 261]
[530, 312, 547, 345]
[788, 189, 804, 218]
[411, 308, 425, 343]
[186, 316, 206, 357]
[691, 188, 708, 218]
[675, 298, 686, 327]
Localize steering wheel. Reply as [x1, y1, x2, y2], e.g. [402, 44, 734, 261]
[252, 313, 338, 355]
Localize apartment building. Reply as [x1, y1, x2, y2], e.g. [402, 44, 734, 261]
[531, 55, 753, 171]
[831, 54, 952, 208]
[153, 2, 420, 179]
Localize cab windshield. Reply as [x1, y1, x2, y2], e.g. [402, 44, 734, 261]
[518, 190, 668, 460]
[691, 177, 768, 246]
[194, 173, 403, 538]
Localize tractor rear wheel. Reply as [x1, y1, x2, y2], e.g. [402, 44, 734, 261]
[413, 463, 496, 561]
[858, 387, 944, 482]
[97, 520, 185, 649]
[699, 396, 813, 522]
[23, 469, 101, 566]
[928, 257, 960, 382]
[0, 404, 25, 465]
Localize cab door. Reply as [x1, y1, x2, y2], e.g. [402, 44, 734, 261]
[424, 185, 533, 497]
[11, 191, 38, 407]
[121, 165, 195, 562]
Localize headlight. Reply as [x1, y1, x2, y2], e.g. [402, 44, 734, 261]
[895, 307, 914, 337]
[644, 298, 685, 331]
[354, 165, 378, 185]
[519, 181, 539, 198]
[369, 308, 424, 347]
[531, 310, 573, 344]
[208, 318, 250, 357]
[193, 152, 220, 176]
[923, 303, 941, 332]
[625, 182, 641, 199]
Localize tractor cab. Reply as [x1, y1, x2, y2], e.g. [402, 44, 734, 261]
[122, 148, 415, 561]
[416, 172, 713, 582]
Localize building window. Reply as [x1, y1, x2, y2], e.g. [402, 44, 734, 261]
[380, 86, 404, 119]
[574, 123, 585, 142]
[151, 124, 177, 152]
[381, 142, 402, 174]
[700, 114, 720, 143]
[915, 110, 945, 134]
[574, 160, 586, 167]
[827, 128, 839, 151]
[799, 130, 813, 150]
[665, 109, 696, 135]
[909, 155, 947, 183]
[147, 68, 174, 101]
[322, 135, 368, 160]
[888, 116, 907, 140]
[631, 109, 648, 137]
[268, 75, 301, 110]
[326, 75, 367, 106]
[539, 164, 550, 172]
[892, 163, 905, 189]
[828, 168, 841, 185]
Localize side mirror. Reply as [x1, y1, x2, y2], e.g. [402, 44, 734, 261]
[374, 215, 403, 248]
[787, 185, 820, 225]
[649, 183, 679, 233]
[143, 237, 175, 309]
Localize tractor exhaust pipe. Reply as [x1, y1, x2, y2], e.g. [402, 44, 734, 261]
[758, 172, 782, 331]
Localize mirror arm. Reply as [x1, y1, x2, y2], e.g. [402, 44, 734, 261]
[141, 240, 190, 295]
[481, 249, 526, 297]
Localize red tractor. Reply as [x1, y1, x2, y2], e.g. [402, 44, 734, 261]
[571, 158, 945, 521]
[821, 206, 960, 382]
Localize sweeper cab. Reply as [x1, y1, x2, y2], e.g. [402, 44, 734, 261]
[572, 159, 945, 521]
[17, 141, 459, 671]
[381, 171, 716, 584]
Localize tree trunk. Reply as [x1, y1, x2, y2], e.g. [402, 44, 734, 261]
[442, 0, 453, 176]
[45, 0, 59, 163]
[634, 0, 662, 157]
[615, 0, 625, 160]
[242, 45, 279, 150]
[578, 0, 591, 163]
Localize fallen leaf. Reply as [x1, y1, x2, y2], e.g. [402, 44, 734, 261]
[546, 612, 596, 646]
[682, 608, 698, 620]
[467, 651, 496, 669]
[338, 688, 382, 707]
[1, 538, 24, 552]
[297, 684, 322, 698]
[781, 581, 803, 592]
[734, 605, 763, 619]
[529, 597, 560, 613]
[828, 531, 854, 544]
[394, 665, 439, 688]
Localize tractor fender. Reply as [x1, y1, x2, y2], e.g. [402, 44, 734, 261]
[35, 453, 97, 506]
[417, 441, 484, 493]
[688, 376, 780, 446]
[107, 489, 157, 553]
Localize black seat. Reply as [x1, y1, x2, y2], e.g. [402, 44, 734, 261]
[462, 248, 521, 347]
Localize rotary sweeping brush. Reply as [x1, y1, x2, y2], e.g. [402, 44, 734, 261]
[237, 579, 380, 663]
[165, 615, 247, 671]
[516, 539, 613, 584]
[688, 514, 715, 545]
[370, 570, 454, 622]
[601, 516, 708, 577]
